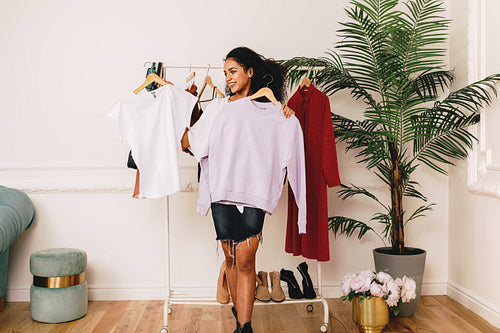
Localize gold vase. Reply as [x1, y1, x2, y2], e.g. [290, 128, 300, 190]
[352, 295, 389, 333]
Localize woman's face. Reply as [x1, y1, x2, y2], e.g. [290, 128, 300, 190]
[224, 58, 253, 97]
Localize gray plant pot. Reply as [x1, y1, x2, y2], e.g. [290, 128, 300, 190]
[373, 247, 426, 317]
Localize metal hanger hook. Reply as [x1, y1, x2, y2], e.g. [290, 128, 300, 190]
[263, 74, 273, 87]
[206, 64, 211, 76]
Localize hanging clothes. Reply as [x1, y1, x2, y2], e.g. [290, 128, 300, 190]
[109, 84, 197, 198]
[186, 83, 202, 127]
[285, 84, 341, 261]
[197, 97, 307, 234]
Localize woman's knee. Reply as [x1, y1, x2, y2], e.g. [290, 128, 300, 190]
[225, 255, 236, 267]
[236, 247, 257, 273]
[236, 256, 255, 274]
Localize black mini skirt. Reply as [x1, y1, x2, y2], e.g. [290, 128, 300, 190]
[211, 203, 265, 243]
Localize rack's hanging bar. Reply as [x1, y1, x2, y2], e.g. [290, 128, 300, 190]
[148, 64, 321, 70]
[162, 64, 224, 70]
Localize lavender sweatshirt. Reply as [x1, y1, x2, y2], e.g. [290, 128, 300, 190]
[197, 97, 307, 234]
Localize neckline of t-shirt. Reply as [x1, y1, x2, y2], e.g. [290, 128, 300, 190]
[133, 84, 169, 102]
[243, 97, 280, 112]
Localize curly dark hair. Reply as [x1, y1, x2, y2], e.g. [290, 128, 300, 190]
[224, 47, 287, 102]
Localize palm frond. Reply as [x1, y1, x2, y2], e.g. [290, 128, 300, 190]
[395, 0, 451, 75]
[370, 212, 392, 240]
[328, 216, 381, 241]
[337, 2, 400, 95]
[403, 180, 427, 201]
[336, 184, 388, 210]
[405, 203, 436, 225]
[412, 74, 500, 174]
[411, 70, 454, 100]
[332, 114, 391, 168]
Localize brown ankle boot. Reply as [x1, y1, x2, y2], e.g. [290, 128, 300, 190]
[216, 260, 230, 304]
[255, 271, 271, 302]
[270, 271, 285, 302]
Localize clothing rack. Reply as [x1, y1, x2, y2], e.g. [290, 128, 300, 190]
[156, 64, 329, 333]
[161, 198, 329, 333]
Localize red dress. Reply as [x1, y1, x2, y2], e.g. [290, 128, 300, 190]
[286, 85, 341, 261]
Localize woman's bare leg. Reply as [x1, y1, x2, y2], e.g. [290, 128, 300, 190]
[234, 235, 260, 326]
[221, 241, 238, 311]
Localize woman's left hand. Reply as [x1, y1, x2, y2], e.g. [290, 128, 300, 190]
[282, 104, 295, 118]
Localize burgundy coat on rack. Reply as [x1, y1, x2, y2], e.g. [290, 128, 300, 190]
[286, 84, 341, 261]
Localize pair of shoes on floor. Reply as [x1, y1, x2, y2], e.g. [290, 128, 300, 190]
[280, 262, 317, 299]
[255, 271, 285, 302]
[217, 260, 268, 304]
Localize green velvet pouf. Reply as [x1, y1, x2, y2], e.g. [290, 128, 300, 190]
[30, 248, 88, 323]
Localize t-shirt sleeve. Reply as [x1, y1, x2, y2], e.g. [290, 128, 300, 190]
[108, 99, 133, 144]
[188, 98, 225, 161]
[168, 85, 198, 147]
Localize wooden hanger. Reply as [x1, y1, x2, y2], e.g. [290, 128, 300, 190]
[185, 71, 196, 83]
[300, 77, 311, 88]
[133, 73, 171, 94]
[198, 75, 224, 102]
[249, 87, 278, 105]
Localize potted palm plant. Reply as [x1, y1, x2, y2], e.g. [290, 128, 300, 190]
[284, 0, 500, 316]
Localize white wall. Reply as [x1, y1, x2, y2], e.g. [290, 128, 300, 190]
[1, 0, 449, 307]
[448, 0, 500, 328]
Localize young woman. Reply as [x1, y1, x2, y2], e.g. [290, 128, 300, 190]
[181, 47, 297, 333]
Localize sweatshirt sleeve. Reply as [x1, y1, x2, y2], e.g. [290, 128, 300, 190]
[320, 95, 341, 187]
[285, 119, 307, 234]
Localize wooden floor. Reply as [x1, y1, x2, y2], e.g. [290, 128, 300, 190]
[1, 296, 499, 332]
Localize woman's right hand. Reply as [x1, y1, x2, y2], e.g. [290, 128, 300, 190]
[181, 127, 191, 153]
[282, 104, 295, 118]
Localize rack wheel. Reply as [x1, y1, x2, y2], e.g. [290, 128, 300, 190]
[160, 327, 168, 333]
[168, 306, 172, 314]
[320, 324, 328, 332]
[306, 304, 314, 312]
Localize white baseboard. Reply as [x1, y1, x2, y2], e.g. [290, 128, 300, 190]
[4, 281, 449, 303]
[447, 281, 500, 329]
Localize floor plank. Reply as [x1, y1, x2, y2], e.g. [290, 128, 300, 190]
[0, 296, 499, 333]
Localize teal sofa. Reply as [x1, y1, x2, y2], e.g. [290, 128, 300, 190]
[0, 186, 36, 309]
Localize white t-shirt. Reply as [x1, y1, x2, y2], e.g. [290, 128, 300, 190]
[109, 84, 197, 198]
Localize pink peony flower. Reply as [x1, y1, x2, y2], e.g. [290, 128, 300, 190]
[350, 273, 372, 293]
[376, 271, 392, 284]
[359, 270, 376, 280]
[370, 282, 386, 297]
[385, 279, 400, 307]
[341, 272, 356, 296]
[399, 276, 417, 303]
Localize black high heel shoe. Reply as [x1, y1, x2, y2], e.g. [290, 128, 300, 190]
[280, 268, 303, 299]
[297, 261, 316, 299]
[232, 307, 238, 333]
